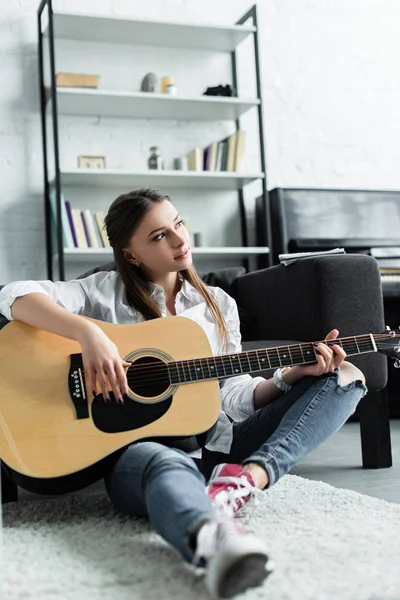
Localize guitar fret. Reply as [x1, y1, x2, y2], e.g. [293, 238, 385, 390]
[287, 345, 293, 365]
[303, 343, 315, 361]
[187, 359, 197, 381]
[193, 358, 203, 380]
[231, 354, 242, 375]
[248, 350, 261, 372]
[255, 350, 263, 370]
[213, 356, 223, 378]
[183, 359, 191, 382]
[222, 355, 235, 377]
[203, 357, 213, 379]
[239, 352, 252, 373]
[168, 362, 179, 384]
[176, 361, 186, 383]
[276, 346, 292, 367]
[299, 344, 305, 363]
[228, 354, 235, 376]
[267, 347, 281, 369]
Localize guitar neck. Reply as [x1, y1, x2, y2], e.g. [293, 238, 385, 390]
[167, 334, 377, 384]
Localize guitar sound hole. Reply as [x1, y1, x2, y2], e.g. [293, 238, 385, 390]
[128, 356, 169, 398]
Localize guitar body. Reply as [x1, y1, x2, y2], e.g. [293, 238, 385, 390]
[0, 316, 220, 486]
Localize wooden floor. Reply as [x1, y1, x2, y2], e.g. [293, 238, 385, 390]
[13, 420, 400, 506]
[291, 419, 400, 504]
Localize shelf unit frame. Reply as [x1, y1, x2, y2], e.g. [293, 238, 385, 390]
[38, 0, 271, 280]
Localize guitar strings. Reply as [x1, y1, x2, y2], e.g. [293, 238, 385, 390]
[121, 334, 386, 377]
[122, 343, 390, 383]
[124, 338, 386, 387]
[85, 334, 394, 388]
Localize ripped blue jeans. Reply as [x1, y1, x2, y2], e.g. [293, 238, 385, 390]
[105, 369, 367, 563]
[201, 368, 368, 485]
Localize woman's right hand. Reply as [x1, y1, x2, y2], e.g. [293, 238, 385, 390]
[77, 323, 131, 403]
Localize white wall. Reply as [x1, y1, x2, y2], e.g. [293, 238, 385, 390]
[0, 0, 399, 282]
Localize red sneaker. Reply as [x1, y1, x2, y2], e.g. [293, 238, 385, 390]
[206, 463, 259, 518]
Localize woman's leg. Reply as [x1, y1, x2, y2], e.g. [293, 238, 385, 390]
[105, 441, 272, 596]
[201, 367, 367, 486]
[105, 440, 213, 563]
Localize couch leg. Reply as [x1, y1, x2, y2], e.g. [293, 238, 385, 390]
[1, 462, 18, 503]
[358, 389, 392, 469]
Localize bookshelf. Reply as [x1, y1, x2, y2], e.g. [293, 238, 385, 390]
[53, 89, 260, 121]
[56, 170, 265, 191]
[38, 1, 271, 280]
[62, 247, 270, 263]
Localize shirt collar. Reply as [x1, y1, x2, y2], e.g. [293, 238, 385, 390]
[149, 273, 197, 301]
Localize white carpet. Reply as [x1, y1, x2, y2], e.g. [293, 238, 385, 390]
[2, 474, 400, 600]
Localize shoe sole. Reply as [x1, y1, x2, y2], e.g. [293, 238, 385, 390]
[218, 553, 272, 598]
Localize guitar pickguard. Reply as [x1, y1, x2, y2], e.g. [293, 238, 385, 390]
[91, 393, 173, 433]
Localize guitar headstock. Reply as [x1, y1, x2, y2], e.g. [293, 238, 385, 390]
[374, 327, 400, 367]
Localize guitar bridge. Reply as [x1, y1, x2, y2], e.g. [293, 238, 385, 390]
[68, 354, 89, 419]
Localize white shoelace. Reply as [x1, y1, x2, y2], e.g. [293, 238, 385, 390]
[206, 475, 265, 518]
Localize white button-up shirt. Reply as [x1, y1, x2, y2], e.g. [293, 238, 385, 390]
[0, 271, 265, 452]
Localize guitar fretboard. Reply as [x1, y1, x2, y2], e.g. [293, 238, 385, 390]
[167, 335, 376, 384]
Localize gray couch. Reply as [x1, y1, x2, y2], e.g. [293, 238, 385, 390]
[0, 253, 391, 503]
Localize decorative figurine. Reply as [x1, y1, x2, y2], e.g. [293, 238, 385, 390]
[141, 73, 158, 93]
[148, 146, 164, 170]
[203, 84, 236, 97]
[161, 76, 176, 94]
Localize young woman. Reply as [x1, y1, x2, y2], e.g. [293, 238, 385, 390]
[0, 188, 367, 599]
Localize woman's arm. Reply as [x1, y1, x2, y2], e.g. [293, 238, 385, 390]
[3, 281, 130, 402]
[11, 292, 95, 341]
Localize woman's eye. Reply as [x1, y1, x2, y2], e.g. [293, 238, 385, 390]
[153, 221, 184, 241]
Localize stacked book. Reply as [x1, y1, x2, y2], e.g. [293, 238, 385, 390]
[50, 193, 111, 250]
[187, 130, 245, 172]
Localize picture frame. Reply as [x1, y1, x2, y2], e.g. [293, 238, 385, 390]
[77, 155, 106, 169]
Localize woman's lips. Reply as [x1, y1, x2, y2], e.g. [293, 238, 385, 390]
[175, 247, 191, 260]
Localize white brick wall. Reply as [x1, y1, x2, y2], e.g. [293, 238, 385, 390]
[1, 0, 399, 282]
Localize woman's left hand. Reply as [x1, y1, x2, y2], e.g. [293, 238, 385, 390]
[286, 329, 347, 382]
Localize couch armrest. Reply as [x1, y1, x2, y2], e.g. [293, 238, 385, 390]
[232, 254, 387, 390]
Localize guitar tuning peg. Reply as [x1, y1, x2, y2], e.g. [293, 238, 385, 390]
[386, 325, 391, 331]
[394, 359, 400, 369]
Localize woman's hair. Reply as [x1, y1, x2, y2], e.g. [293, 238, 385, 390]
[104, 188, 229, 352]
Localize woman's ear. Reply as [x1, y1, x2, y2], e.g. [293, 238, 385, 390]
[122, 248, 136, 264]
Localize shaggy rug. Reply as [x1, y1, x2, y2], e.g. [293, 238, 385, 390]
[2, 474, 400, 600]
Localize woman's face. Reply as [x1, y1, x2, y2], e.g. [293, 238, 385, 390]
[123, 200, 192, 275]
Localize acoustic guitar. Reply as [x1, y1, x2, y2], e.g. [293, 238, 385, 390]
[0, 316, 398, 488]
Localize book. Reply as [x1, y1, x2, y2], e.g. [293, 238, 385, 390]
[94, 212, 111, 248]
[215, 141, 224, 171]
[234, 130, 246, 171]
[187, 147, 203, 171]
[56, 73, 99, 88]
[82, 210, 101, 248]
[220, 140, 228, 171]
[80, 211, 93, 247]
[208, 142, 218, 172]
[203, 146, 211, 171]
[64, 200, 78, 248]
[226, 133, 238, 172]
[49, 191, 75, 249]
[71, 209, 88, 248]
[90, 211, 104, 248]
[279, 248, 346, 266]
